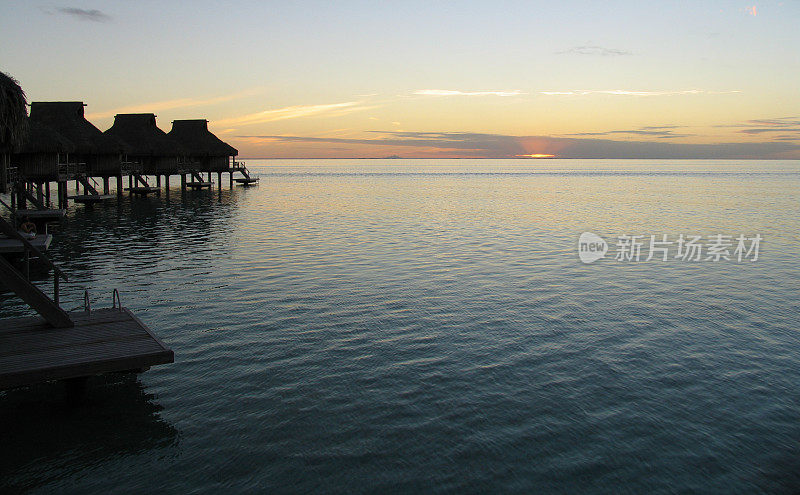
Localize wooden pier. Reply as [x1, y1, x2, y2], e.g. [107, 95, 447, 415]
[14, 208, 66, 220]
[0, 308, 174, 390]
[0, 215, 174, 391]
[0, 233, 52, 254]
[68, 194, 116, 204]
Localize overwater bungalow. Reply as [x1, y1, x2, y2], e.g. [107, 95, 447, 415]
[29, 102, 127, 178]
[167, 119, 237, 172]
[10, 119, 75, 214]
[14, 119, 75, 182]
[104, 113, 186, 176]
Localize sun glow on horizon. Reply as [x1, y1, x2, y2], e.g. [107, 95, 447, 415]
[516, 153, 556, 159]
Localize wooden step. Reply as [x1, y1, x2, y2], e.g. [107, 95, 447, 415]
[0, 256, 73, 328]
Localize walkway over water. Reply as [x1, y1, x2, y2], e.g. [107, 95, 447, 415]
[0, 308, 174, 390]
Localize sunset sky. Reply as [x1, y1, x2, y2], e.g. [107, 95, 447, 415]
[1, 1, 798, 158]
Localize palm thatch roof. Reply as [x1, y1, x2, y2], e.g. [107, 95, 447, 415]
[30, 101, 127, 155]
[104, 114, 186, 156]
[167, 119, 237, 157]
[0, 71, 28, 153]
[17, 118, 76, 154]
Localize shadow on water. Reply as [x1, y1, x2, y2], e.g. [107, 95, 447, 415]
[0, 373, 178, 492]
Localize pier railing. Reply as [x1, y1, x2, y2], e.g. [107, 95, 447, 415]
[120, 160, 143, 175]
[0, 213, 72, 326]
[58, 160, 87, 180]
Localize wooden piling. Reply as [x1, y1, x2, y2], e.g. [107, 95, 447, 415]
[57, 181, 65, 208]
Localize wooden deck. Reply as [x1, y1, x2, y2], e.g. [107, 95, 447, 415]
[0, 308, 174, 390]
[0, 234, 52, 254]
[125, 186, 160, 195]
[68, 194, 116, 204]
[14, 209, 67, 220]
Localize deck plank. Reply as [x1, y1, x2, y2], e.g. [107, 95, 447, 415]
[0, 308, 173, 389]
[0, 234, 52, 254]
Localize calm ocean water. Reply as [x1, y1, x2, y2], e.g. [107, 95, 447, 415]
[2, 159, 800, 493]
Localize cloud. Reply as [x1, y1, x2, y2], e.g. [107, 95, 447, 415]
[414, 89, 525, 97]
[86, 88, 264, 120]
[742, 117, 800, 127]
[236, 131, 800, 159]
[238, 131, 524, 155]
[56, 7, 111, 22]
[564, 126, 693, 139]
[556, 45, 632, 56]
[214, 101, 374, 128]
[721, 116, 800, 136]
[540, 89, 738, 97]
[740, 127, 800, 135]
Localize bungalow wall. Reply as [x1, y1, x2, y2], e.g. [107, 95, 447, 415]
[14, 153, 60, 181]
[85, 153, 122, 176]
[140, 155, 180, 175]
[195, 155, 229, 172]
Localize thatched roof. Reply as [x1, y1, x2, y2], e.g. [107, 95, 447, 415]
[104, 113, 186, 157]
[30, 101, 127, 155]
[167, 119, 237, 157]
[0, 72, 28, 153]
[17, 118, 76, 154]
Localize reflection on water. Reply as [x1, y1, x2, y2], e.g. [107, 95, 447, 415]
[0, 374, 178, 492]
[1, 159, 800, 493]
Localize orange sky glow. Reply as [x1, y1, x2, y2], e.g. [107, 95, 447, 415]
[1, 1, 798, 159]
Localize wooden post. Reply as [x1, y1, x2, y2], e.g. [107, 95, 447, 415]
[156, 175, 161, 188]
[0, 154, 6, 194]
[181, 173, 186, 190]
[128, 174, 133, 190]
[217, 172, 222, 190]
[45, 181, 51, 207]
[116, 175, 123, 198]
[103, 177, 110, 194]
[57, 181, 66, 208]
[229, 171, 233, 188]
